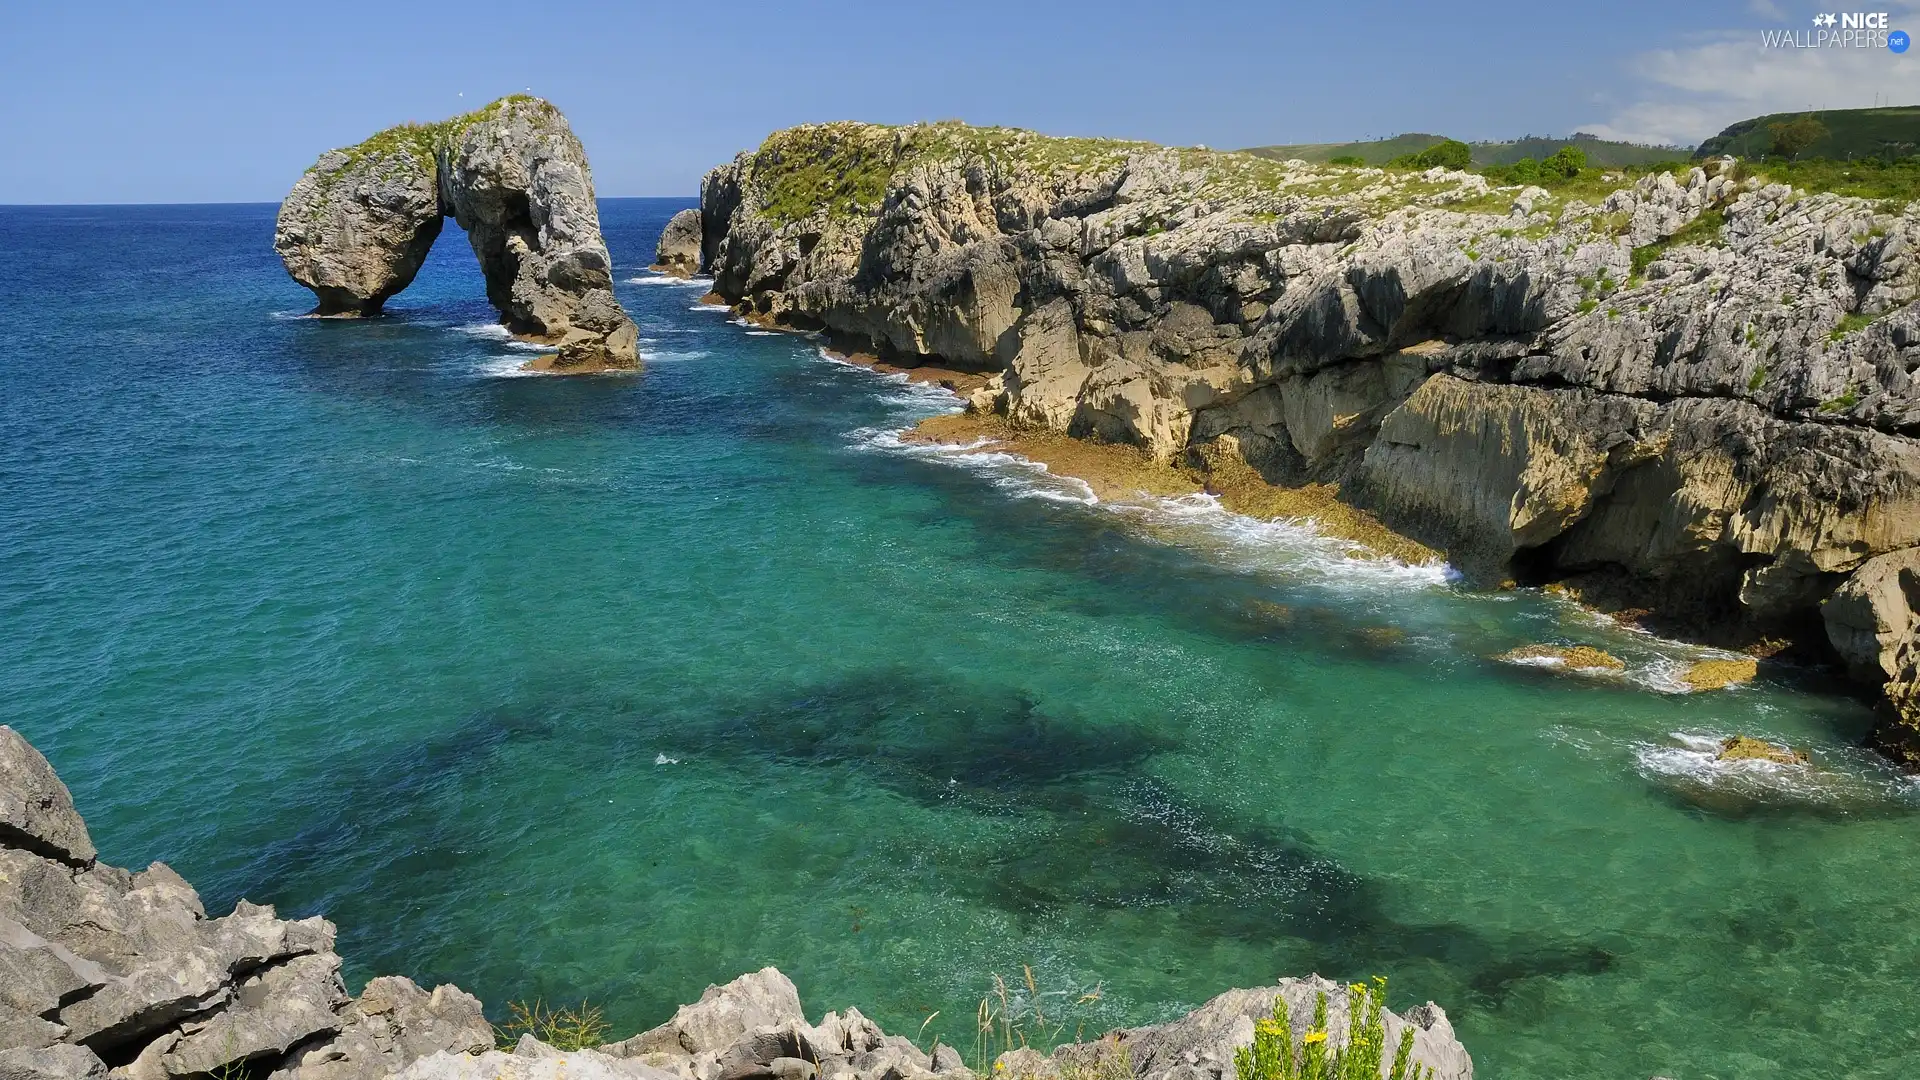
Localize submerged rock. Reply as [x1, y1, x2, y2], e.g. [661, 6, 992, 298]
[1681, 658, 1759, 691]
[274, 97, 638, 370]
[653, 209, 703, 278]
[1495, 644, 1626, 673]
[1717, 736, 1809, 765]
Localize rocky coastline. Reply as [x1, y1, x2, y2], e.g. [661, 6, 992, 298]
[670, 121, 1920, 764]
[274, 97, 638, 371]
[0, 726, 1475, 1080]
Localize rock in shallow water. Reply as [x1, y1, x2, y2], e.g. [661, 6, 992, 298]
[653, 209, 703, 278]
[274, 97, 638, 370]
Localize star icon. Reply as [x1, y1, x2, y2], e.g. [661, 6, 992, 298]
[1824, 13, 1839, 25]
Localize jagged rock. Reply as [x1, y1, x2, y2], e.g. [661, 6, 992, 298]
[268, 977, 492, 1080]
[400, 1048, 670, 1080]
[0, 1045, 105, 1080]
[0, 728, 96, 866]
[1824, 547, 1920, 762]
[654, 210, 704, 277]
[1048, 975, 1470, 1080]
[158, 952, 346, 1076]
[694, 127, 1920, 744]
[275, 97, 639, 370]
[0, 730, 491, 1080]
[602, 969, 804, 1059]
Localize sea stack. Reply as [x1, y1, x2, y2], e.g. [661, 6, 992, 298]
[651, 208, 703, 277]
[274, 96, 639, 371]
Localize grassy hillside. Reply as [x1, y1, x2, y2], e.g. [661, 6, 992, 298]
[1239, 133, 1448, 165]
[1242, 133, 1690, 168]
[1695, 106, 1920, 161]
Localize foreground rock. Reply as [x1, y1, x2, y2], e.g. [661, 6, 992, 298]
[0, 727, 1474, 1080]
[694, 122, 1920, 763]
[0, 727, 490, 1080]
[274, 96, 638, 370]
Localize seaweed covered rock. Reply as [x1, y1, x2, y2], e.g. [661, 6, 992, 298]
[274, 97, 638, 370]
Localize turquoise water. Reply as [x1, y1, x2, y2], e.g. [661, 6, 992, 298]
[4, 200, 1919, 1079]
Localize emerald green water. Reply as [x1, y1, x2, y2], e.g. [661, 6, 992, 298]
[3, 201, 1917, 1079]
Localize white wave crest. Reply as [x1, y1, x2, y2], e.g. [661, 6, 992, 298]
[627, 273, 714, 288]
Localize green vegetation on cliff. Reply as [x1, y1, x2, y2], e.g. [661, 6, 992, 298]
[750, 121, 1154, 226]
[1696, 105, 1920, 162]
[1243, 132, 1691, 168]
[310, 95, 551, 176]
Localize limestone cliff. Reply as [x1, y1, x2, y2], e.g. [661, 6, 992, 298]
[689, 122, 1920, 763]
[274, 97, 638, 370]
[0, 727, 1474, 1080]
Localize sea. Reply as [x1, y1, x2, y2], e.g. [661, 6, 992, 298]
[3, 198, 1917, 1079]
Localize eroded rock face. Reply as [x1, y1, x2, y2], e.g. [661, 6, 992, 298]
[0, 727, 490, 1080]
[653, 210, 703, 278]
[274, 97, 638, 370]
[695, 123, 1920, 760]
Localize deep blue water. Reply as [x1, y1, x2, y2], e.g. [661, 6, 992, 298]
[3, 199, 1919, 1080]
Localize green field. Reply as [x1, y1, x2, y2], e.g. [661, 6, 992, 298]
[1694, 106, 1920, 161]
[1240, 133, 1691, 168]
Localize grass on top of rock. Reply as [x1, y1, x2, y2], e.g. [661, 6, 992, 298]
[1233, 978, 1432, 1080]
[493, 999, 609, 1051]
[313, 94, 552, 175]
[1630, 208, 1729, 276]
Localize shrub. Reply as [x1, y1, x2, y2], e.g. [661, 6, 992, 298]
[1767, 115, 1828, 160]
[494, 1000, 609, 1051]
[1483, 145, 1586, 188]
[1232, 979, 1431, 1080]
[1389, 139, 1471, 170]
[1327, 154, 1366, 166]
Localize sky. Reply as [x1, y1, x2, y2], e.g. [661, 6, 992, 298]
[2, 0, 1916, 203]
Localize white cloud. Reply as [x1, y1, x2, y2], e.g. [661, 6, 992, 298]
[1576, 12, 1920, 146]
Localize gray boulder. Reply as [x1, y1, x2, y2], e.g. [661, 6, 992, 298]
[0, 1045, 105, 1080]
[1047, 975, 1471, 1080]
[273, 141, 442, 316]
[0, 728, 95, 866]
[0, 728, 493, 1080]
[275, 97, 639, 370]
[653, 209, 703, 277]
[602, 969, 805, 1059]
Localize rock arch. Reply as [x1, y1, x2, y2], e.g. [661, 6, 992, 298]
[273, 96, 638, 370]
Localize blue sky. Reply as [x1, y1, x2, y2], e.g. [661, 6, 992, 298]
[2, 0, 1914, 203]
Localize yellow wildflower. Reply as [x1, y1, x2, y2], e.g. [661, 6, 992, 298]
[1255, 1019, 1285, 1036]
[1303, 1032, 1328, 1045]
[994, 1063, 1006, 1073]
